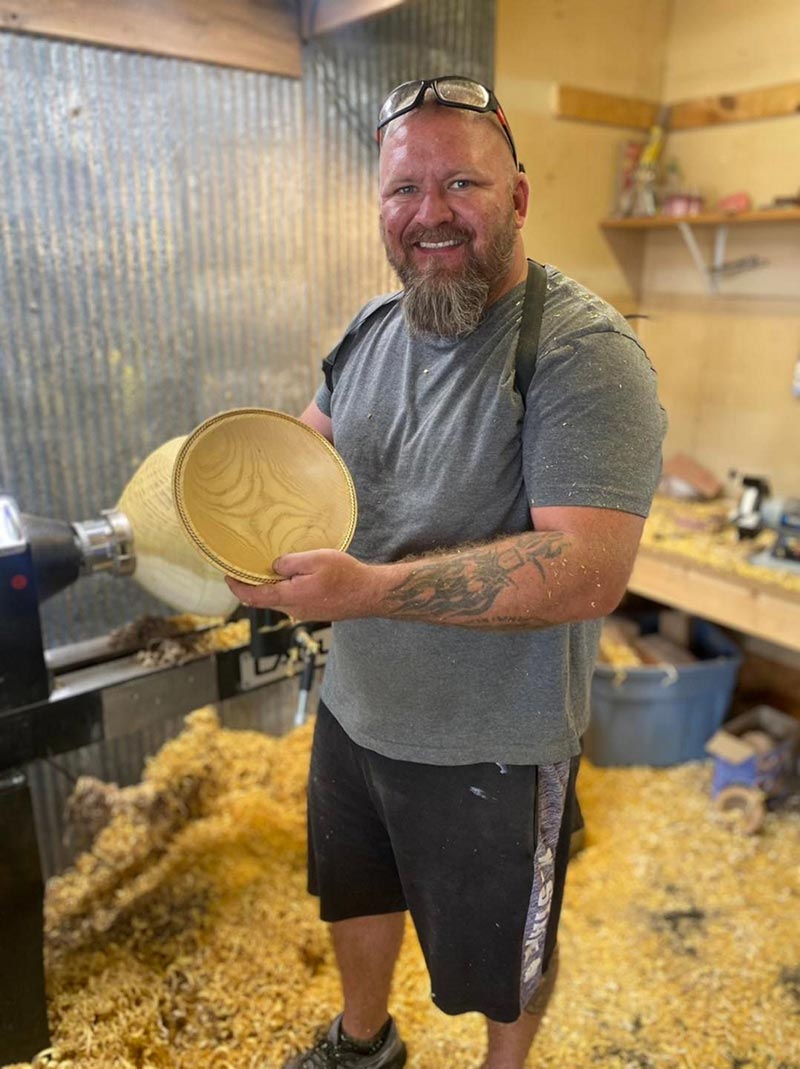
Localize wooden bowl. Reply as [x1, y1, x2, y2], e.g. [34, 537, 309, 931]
[172, 408, 357, 585]
[118, 436, 239, 615]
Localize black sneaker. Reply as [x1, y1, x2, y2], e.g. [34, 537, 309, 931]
[283, 1014, 407, 1069]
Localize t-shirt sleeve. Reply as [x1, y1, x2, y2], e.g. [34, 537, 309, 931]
[315, 379, 332, 417]
[522, 329, 667, 517]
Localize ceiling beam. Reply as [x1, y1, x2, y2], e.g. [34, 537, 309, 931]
[0, 0, 302, 77]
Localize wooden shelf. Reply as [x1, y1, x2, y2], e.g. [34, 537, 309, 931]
[602, 208, 800, 230]
[601, 207, 800, 295]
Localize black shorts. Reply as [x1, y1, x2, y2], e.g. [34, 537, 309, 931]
[307, 702, 578, 1023]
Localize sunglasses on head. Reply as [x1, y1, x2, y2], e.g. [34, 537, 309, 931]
[376, 76, 523, 172]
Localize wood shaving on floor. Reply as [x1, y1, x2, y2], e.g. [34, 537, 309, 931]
[6, 707, 799, 1069]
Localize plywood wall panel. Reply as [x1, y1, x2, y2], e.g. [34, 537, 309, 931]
[637, 299, 800, 496]
[661, 117, 800, 215]
[498, 0, 670, 100]
[634, 1, 800, 508]
[507, 112, 641, 309]
[496, 0, 672, 309]
[640, 224, 800, 301]
[663, 0, 800, 100]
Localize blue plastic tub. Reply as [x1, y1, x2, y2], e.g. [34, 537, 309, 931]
[584, 618, 742, 767]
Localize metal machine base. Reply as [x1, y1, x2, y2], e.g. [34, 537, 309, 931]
[0, 771, 50, 1063]
[0, 626, 327, 1064]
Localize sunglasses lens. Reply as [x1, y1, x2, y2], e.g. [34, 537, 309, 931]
[378, 81, 424, 127]
[435, 77, 491, 108]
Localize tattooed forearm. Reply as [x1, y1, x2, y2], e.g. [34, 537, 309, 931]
[384, 531, 571, 625]
[519, 531, 570, 579]
[385, 546, 519, 618]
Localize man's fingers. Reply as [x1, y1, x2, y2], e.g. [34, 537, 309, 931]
[225, 576, 250, 600]
[272, 551, 320, 577]
[225, 574, 283, 608]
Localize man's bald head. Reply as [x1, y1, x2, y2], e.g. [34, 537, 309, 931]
[379, 94, 519, 179]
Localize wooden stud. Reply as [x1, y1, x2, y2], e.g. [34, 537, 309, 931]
[555, 81, 800, 132]
[670, 81, 800, 130]
[555, 85, 660, 131]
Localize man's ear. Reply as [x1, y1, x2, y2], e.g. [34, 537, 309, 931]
[513, 172, 530, 228]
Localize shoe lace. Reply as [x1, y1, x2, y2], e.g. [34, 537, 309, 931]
[299, 1036, 363, 1068]
[297, 1037, 338, 1068]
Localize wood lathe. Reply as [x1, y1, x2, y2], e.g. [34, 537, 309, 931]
[0, 439, 331, 1065]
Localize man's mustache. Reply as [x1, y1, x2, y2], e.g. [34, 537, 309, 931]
[403, 226, 472, 247]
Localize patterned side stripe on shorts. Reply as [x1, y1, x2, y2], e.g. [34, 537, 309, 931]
[518, 759, 571, 1009]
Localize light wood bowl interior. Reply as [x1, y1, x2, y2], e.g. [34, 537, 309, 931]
[172, 408, 357, 584]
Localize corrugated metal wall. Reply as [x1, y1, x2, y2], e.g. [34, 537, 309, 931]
[2, 0, 495, 876]
[0, 0, 494, 646]
[0, 40, 310, 644]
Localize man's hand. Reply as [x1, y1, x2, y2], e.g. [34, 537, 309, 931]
[225, 549, 381, 621]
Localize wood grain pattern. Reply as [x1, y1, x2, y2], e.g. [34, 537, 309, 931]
[117, 437, 238, 616]
[174, 410, 357, 584]
[669, 81, 800, 129]
[556, 81, 800, 132]
[555, 85, 660, 130]
[629, 548, 800, 654]
[0, 0, 301, 77]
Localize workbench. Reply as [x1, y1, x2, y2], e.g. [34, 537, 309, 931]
[628, 497, 800, 654]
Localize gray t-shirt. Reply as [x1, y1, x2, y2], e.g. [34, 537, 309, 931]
[315, 265, 666, 765]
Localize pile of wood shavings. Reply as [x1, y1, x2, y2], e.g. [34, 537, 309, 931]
[109, 614, 225, 650]
[109, 615, 251, 669]
[641, 496, 800, 594]
[134, 620, 251, 669]
[7, 709, 799, 1069]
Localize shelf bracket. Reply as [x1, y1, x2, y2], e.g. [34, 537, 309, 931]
[676, 220, 769, 293]
[713, 224, 729, 274]
[677, 220, 719, 294]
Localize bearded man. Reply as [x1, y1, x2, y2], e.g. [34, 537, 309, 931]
[228, 77, 666, 1069]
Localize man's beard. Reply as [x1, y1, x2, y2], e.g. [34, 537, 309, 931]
[383, 212, 517, 338]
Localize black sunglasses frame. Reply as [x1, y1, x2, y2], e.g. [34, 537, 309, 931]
[376, 76, 523, 172]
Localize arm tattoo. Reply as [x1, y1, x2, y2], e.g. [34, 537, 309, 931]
[520, 531, 569, 580]
[385, 532, 570, 623]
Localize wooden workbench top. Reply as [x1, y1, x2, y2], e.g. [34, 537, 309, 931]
[629, 497, 800, 653]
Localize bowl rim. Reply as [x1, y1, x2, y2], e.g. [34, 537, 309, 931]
[172, 407, 357, 584]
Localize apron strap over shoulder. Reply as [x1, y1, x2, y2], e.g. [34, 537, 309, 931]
[513, 260, 548, 404]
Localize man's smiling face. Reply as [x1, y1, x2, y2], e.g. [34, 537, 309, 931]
[378, 103, 528, 335]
